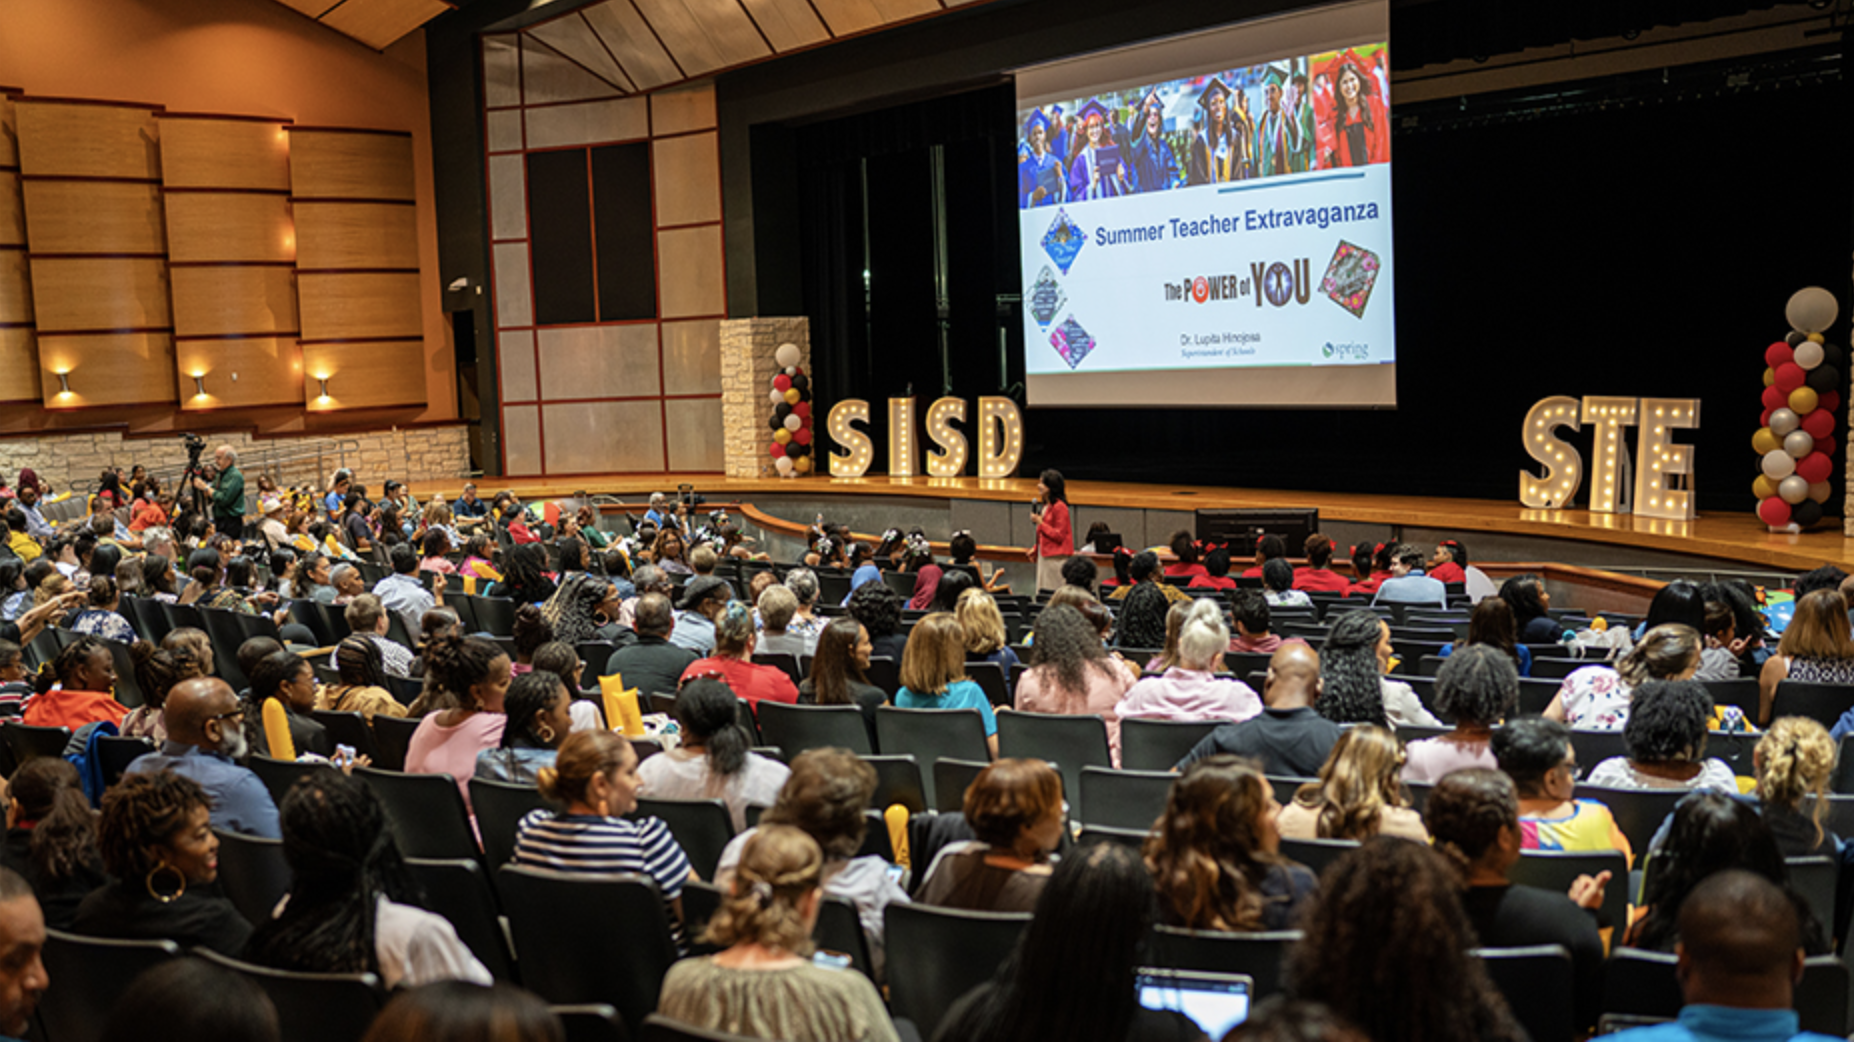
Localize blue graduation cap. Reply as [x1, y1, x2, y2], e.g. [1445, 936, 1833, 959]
[1141, 88, 1164, 112]
[1078, 98, 1111, 124]
[1024, 109, 1052, 138]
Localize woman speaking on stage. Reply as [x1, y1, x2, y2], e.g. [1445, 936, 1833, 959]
[1032, 470, 1072, 593]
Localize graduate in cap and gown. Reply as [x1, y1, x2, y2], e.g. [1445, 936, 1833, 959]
[1046, 104, 1070, 169]
[1018, 108, 1068, 208]
[1126, 88, 1179, 193]
[1187, 77, 1241, 185]
[1066, 99, 1129, 200]
[1254, 64, 1304, 177]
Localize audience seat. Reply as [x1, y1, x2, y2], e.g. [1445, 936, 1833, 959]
[1771, 681, 1854, 731]
[756, 701, 873, 758]
[965, 662, 1010, 707]
[632, 797, 734, 880]
[1221, 651, 1272, 677]
[1517, 677, 1563, 715]
[556, 1005, 628, 1042]
[1510, 849, 1629, 939]
[1786, 856, 1837, 934]
[248, 756, 333, 808]
[996, 711, 1109, 821]
[679, 879, 723, 956]
[750, 652, 803, 687]
[1576, 785, 1683, 855]
[1567, 731, 1629, 774]
[1075, 824, 1148, 850]
[469, 776, 552, 871]
[95, 735, 154, 788]
[126, 596, 171, 643]
[1266, 776, 1315, 805]
[639, 1014, 764, 1042]
[814, 895, 875, 978]
[404, 857, 518, 982]
[198, 608, 255, 692]
[214, 827, 293, 927]
[931, 758, 989, 815]
[39, 929, 180, 1042]
[862, 754, 927, 814]
[1528, 657, 1586, 680]
[884, 903, 1031, 1038]
[1602, 947, 1851, 1036]
[1149, 926, 1299, 999]
[1475, 944, 1577, 1042]
[471, 596, 516, 637]
[386, 674, 423, 707]
[498, 866, 679, 1035]
[369, 715, 419, 772]
[864, 657, 901, 698]
[1279, 837, 1357, 878]
[355, 765, 482, 863]
[876, 709, 989, 807]
[1120, 717, 1224, 772]
[193, 948, 385, 1042]
[307, 710, 379, 761]
[1078, 766, 1173, 832]
[1, 722, 68, 773]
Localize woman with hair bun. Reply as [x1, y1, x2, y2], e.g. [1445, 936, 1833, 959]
[1754, 716, 1839, 856]
[406, 635, 512, 810]
[0, 757, 105, 928]
[640, 678, 789, 832]
[657, 825, 899, 1042]
[1145, 755, 1315, 931]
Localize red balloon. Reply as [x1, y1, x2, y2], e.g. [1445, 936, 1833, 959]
[773, 374, 792, 392]
[793, 401, 811, 420]
[1775, 363, 1807, 392]
[1767, 342, 1795, 367]
[1797, 452, 1834, 484]
[1761, 408, 1774, 427]
[769, 442, 785, 458]
[793, 428, 813, 446]
[1758, 497, 1793, 526]
[1816, 437, 1837, 457]
[1762, 385, 1788, 411]
[1803, 409, 1836, 439]
[1822, 391, 1842, 414]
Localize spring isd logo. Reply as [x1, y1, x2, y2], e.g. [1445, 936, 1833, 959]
[1166, 259, 1311, 307]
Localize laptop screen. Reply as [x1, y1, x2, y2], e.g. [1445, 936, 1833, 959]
[1136, 968, 1252, 1037]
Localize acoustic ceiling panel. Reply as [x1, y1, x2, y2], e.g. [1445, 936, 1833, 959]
[267, 0, 454, 51]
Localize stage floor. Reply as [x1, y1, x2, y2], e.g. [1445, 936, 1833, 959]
[407, 473, 1854, 574]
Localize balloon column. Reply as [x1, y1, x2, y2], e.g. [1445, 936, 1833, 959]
[767, 342, 814, 478]
[1755, 287, 1842, 530]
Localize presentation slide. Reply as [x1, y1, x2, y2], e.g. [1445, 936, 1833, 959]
[1016, 1, 1394, 408]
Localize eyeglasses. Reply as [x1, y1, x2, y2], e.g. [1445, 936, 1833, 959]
[208, 707, 246, 723]
[1555, 759, 1583, 781]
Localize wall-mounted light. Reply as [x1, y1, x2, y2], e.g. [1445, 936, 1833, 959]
[316, 376, 330, 400]
[192, 374, 207, 398]
[56, 372, 70, 396]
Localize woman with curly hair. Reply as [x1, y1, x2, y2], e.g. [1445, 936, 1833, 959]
[1754, 716, 1838, 856]
[1402, 644, 1517, 783]
[1583, 679, 1736, 791]
[540, 571, 616, 648]
[1113, 580, 1171, 653]
[508, 603, 552, 676]
[486, 542, 556, 606]
[1145, 755, 1316, 931]
[1015, 603, 1140, 765]
[0, 758, 106, 928]
[24, 635, 127, 730]
[1546, 623, 1702, 732]
[1286, 837, 1525, 1042]
[1279, 725, 1427, 842]
[71, 771, 250, 955]
[846, 581, 907, 662]
[657, 826, 899, 1042]
[406, 635, 512, 810]
[1317, 610, 1440, 728]
[245, 771, 489, 988]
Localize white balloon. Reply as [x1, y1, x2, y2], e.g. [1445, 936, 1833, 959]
[1763, 449, 1797, 479]
[774, 455, 795, 475]
[783, 414, 802, 431]
[774, 342, 802, 368]
[1779, 474, 1811, 504]
[1795, 341, 1826, 369]
[770, 389, 786, 405]
[1785, 430, 1816, 458]
[1769, 408, 1801, 436]
[1787, 287, 1840, 333]
[1810, 481, 1834, 502]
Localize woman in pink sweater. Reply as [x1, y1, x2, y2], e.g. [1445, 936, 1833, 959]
[1014, 602, 1139, 766]
[1118, 599, 1263, 731]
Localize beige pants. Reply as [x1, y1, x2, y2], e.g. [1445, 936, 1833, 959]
[1036, 554, 1070, 593]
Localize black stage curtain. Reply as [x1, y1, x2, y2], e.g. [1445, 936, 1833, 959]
[794, 58, 1851, 513]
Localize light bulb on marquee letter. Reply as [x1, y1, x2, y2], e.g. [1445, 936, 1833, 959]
[977, 396, 1024, 479]
[1581, 396, 1638, 515]
[1633, 398, 1700, 521]
[925, 397, 968, 477]
[888, 397, 918, 477]
[1519, 396, 1582, 509]
[826, 399, 873, 477]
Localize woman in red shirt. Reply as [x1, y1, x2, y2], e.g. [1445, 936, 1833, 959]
[1428, 540, 1468, 586]
[1293, 533, 1353, 593]
[1032, 470, 1073, 593]
[680, 601, 799, 710]
[24, 636, 128, 730]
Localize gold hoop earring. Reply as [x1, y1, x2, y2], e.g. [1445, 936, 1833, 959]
[146, 861, 186, 904]
[537, 724, 556, 743]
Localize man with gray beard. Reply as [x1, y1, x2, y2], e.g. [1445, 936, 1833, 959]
[124, 676, 279, 838]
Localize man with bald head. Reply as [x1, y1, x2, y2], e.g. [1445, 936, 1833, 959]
[0, 869, 46, 1042]
[124, 676, 279, 838]
[1610, 869, 1837, 1041]
[1176, 641, 1341, 776]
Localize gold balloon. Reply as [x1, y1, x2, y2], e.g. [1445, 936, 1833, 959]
[784, 388, 801, 404]
[773, 428, 791, 445]
[1754, 475, 1779, 500]
[795, 454, 813, 474]
[1752, 427, 1782, 455]
[1764, 367, 1776, 387]
[1790, 386, 1820, 414]
[1808, 333, 1826, 343]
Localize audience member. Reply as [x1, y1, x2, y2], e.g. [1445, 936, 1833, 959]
[668, 576, 731, 656]
[475, 672, 571, 785]
[1017, 603, 1141, 764]
[1228, 589, 1281, 654]
[334, 594, 416, 678]
[1402, 645, 1516, 783]
[796, 616, 885, 741]
[1107, 550, 1190, 605]
[360, 981, 561, 1042]
[125, 677, 278, 837]
[0, 868, 45, 1042]
[98, 957, 281, 1042]
[1370, 543, 1447, 609]
[956, 589, 1020, 674]
[487, 543, 556, 605]
[782, 567, 825, 647]
[604, 592, 698, 698]
[119, 640, 198, 742]
[1763, 589, 1854, 727]
[895, 612, 998, 756]
[681, 601, 801, 709]
[1279, 725, 1427, 842]
[1242, 534, 1289, 580]
[1500, 573, 1562, 644]
[1546, 622, 1701, 731]
[1059, 554, 1097, 594]
[1118, 602, 1260, 737]
[1317, 609, 1440, 727]
[1163, 530, 1205, 580]
[23, 636, 127, 729]
[916, 758, 1063, 913]
[659, 826, 898, 1042]
[1436, 596, 1532, 676]
[755, 584, 810, 656]
[72, 771, 251, 954]
[1753, 717, 1839, 857]
[1179, 642, 1341, 777]
[246, 647, 332, 757]
[406, 636, 512, 810]
[1188, 545, 1236, 591]
[1293, 533, 1351, 593]
[1286, 837, 1524, 1042]
[67, 576, 135, 643]
[640, 678, 790, 832]
[318, 634, 409, 722]
[847, 582, 908, 661]
[1262, 558, 1311, 608]
[1584, 679, 1737, 791]
[1143, 600, 1192, 674]
[0, 758, 104, 929]
[1426, 539, 1468, 586]
[1115, 580, 1173, 651]
[1223, 999, 1369, 1042]
[1492, 715, 1631, 860]
[1147, 755, 1316, 931]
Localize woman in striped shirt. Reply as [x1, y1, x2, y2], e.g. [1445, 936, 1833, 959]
[512, 730, 695, 946]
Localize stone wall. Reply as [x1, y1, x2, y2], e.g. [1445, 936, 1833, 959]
[0, 425, 471, 496]
[719, 317, 811, 480]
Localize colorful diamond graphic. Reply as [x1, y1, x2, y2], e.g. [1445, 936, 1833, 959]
[1050, 316, 1096, 370]
[1041, 208, 1085, 275]
[1029, 266, 1066, 329]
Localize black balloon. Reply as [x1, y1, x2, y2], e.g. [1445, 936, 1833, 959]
[1825, 344, 1846, 369]
[1794, 498, 1824, 527]
[1806, 365, 1840, 393]
[785, 442, 809, 458]
[1788, 331, 1809, 346]
[774, 402, 792, 420]
[768, 414, 784, 431]
[791, 373, 809, 392]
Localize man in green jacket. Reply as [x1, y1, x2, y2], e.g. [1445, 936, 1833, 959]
[193, 444, 245, 540]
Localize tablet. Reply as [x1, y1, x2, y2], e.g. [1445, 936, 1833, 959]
[1136, 967, 1252, 1037]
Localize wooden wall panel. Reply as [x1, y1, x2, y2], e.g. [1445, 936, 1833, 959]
[0, 95, 17, 169]
[163, 194, 295, 264]
[0, 252, 32, 323]
[175, 336, 302, 410]
[0, 173, 23, 247]
[289, 131, 414, 200]
[170, 267, 298, 338]
[157, 119, 291, 191]
[0, 329, 36, 403]
[29, 257, 168, 331]
[297, 272, 421, 340]
[20, 181, 165, 254]
[38, 331, 174, 407]
[301, 341, 424, 409]
[14, 102, 159, 179]
[292, 202, 417, 269]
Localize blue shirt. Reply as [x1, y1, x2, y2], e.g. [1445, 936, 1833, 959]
[1607, 1005, 1840, 1042]
[372, 572, 434, 636]
[895, 679, 997, 736]
[126, 743, 280, 839]
[667, 610, 716, 656]
[1372, 570, 1448, 609]
[1437, 640, 1532, 677]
